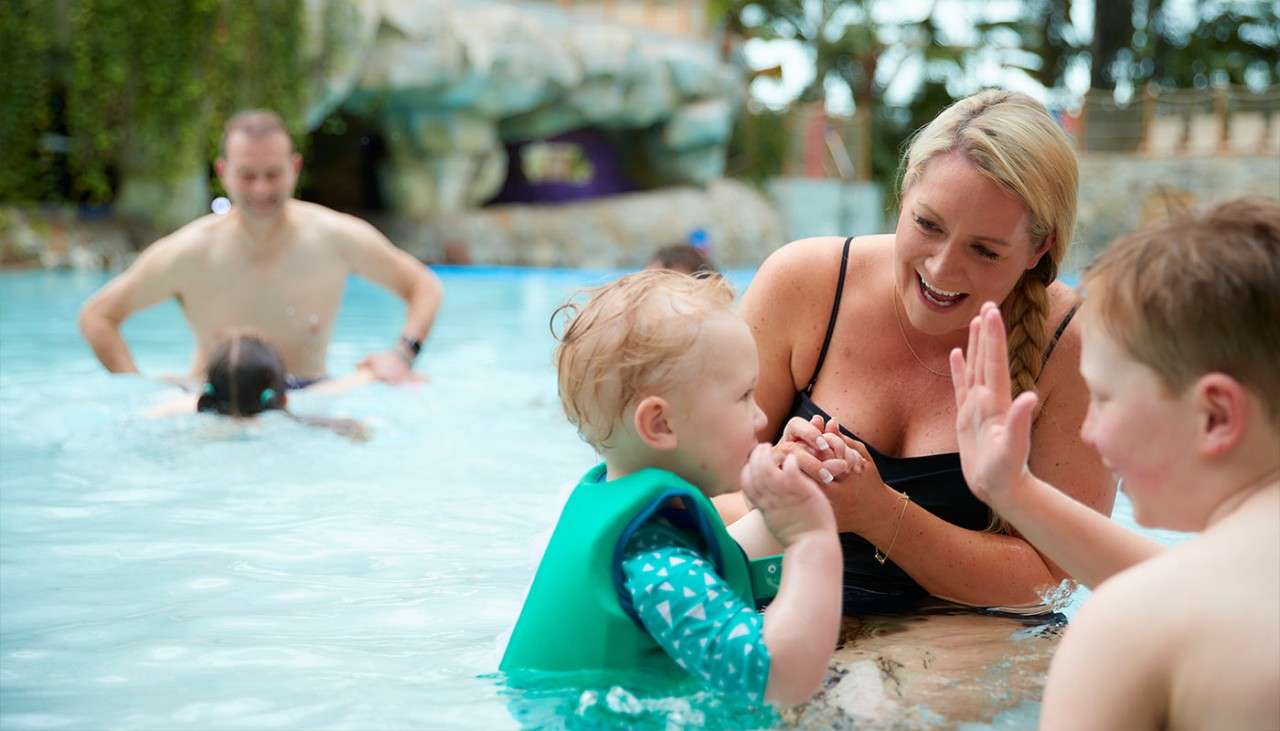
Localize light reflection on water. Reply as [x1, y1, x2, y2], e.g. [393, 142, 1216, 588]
[0, 269, 1190, 730]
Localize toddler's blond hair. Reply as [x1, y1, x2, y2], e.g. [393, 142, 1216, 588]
[552, 270, 735, 449]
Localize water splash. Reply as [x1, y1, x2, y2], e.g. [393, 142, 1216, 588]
[1038, 578, 1079, 613]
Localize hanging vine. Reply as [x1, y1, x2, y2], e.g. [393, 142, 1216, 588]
[53, 0, 304, 204]
[66, 0, 218, 201]
[0, 0, 58, 202]
[205, 0, 306, 158]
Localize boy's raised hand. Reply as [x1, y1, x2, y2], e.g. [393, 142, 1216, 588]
[740, 444, 836, 548]
[949, 302, 1039, 506]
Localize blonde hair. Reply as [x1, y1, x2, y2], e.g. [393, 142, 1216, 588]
[901, 90, 1079, 398]
[552, 270, 735, 449]
[1082, 197, 1280, 428]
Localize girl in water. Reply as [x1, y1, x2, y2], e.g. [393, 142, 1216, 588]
[157, 331, 370, 441]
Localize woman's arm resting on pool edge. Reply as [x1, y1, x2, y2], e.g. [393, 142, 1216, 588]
[983, 471, 1163, 589]
[824, 469, 1068, 607]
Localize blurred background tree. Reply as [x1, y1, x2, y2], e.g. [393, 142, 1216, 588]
[713, 0, 1072, 192]
[714, 0, 975, 187]
[1130, 1, 1278, 89]
[0, 0, 60, 202]
[714, 0, 1278, 192]
[1, 0, 305, 224]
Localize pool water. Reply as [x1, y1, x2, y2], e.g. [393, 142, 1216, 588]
[0, 268, 1189, 730]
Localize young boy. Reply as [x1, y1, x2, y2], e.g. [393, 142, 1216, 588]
[950, 197, 1280, 730]
[500, 270, 848, 707]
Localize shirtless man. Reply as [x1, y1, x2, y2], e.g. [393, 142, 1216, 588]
[79, 109, 442, 386]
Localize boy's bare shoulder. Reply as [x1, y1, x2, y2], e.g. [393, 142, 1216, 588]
[1096, 533, 1271, 622]
[1066, 538, 1252, 678]
[1082, 529, 1280, 729]
[1039, 557, 1174, 730]
[1073, 549, 1186, 651]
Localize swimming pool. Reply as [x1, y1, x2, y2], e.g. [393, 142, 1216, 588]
[0, 268, 1189, 730]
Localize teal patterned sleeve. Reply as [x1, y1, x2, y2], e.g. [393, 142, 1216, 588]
[620, 520, 771, 702]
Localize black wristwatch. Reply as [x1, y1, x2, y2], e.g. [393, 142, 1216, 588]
[399, 335, 422, 362]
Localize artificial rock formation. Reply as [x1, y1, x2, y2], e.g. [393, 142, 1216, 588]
[310, 0, 742, 217]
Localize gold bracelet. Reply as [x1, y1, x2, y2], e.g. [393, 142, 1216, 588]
[873, 490, 911, 566]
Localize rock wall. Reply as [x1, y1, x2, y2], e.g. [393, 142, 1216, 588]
[765, 178, 885, 243]
[376, 178, 782, 268]
[2, 179, 782, 271]
[337, 0, 742, 217]
[1068, 153, 1280, 272]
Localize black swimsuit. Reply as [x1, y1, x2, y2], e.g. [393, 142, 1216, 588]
[784, 237, 1077, 614]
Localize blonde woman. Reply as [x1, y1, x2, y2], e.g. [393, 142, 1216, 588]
[721, 90, 1116, 612]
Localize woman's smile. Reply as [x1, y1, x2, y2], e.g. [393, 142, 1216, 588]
[916, 271, 969, 310]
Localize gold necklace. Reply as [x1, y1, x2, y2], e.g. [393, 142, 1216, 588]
[892, 285, 951, 378]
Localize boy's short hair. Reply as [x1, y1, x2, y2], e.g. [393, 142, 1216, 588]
[553, 270, 735, 449]
[1081, 196, 1280, 426]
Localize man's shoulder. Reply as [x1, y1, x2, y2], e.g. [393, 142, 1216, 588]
[289, 200, 377, 237]
[157, 213, 221, 245]
[140, 214, 227, 264]
[286, 202, 394, 261]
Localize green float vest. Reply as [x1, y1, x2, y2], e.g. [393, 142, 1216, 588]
[500, 464, 783, 676]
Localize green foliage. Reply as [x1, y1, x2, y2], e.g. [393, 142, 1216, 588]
[68, 0, 220, 201]
[726, 0, 883, 103]
[203, 0, 306, 198]
[720, 0, 1278, 197]
[1135, 2, 1280, 89]
[720, 0, 995, 193]
[0, 0, 58, 201]
[3, 0, 306, 205]
[206, 0, 307, 156]
[1000, 1, 1279, 93]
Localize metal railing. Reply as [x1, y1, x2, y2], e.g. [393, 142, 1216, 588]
[534, 0, 709, 37]
[1081, 85, 1280, 156]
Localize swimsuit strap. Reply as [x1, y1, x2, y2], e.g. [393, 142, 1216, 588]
[1036, 302, 1080, 378]
[805, 236, 854, 394]
[803, 242, 1075, 391]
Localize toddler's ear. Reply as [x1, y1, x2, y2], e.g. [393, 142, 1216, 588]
[633, 396, 677, 451]
[1195, 373, 1247, 457]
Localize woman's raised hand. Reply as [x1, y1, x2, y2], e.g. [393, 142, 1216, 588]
[949, 302, 1038, 507]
